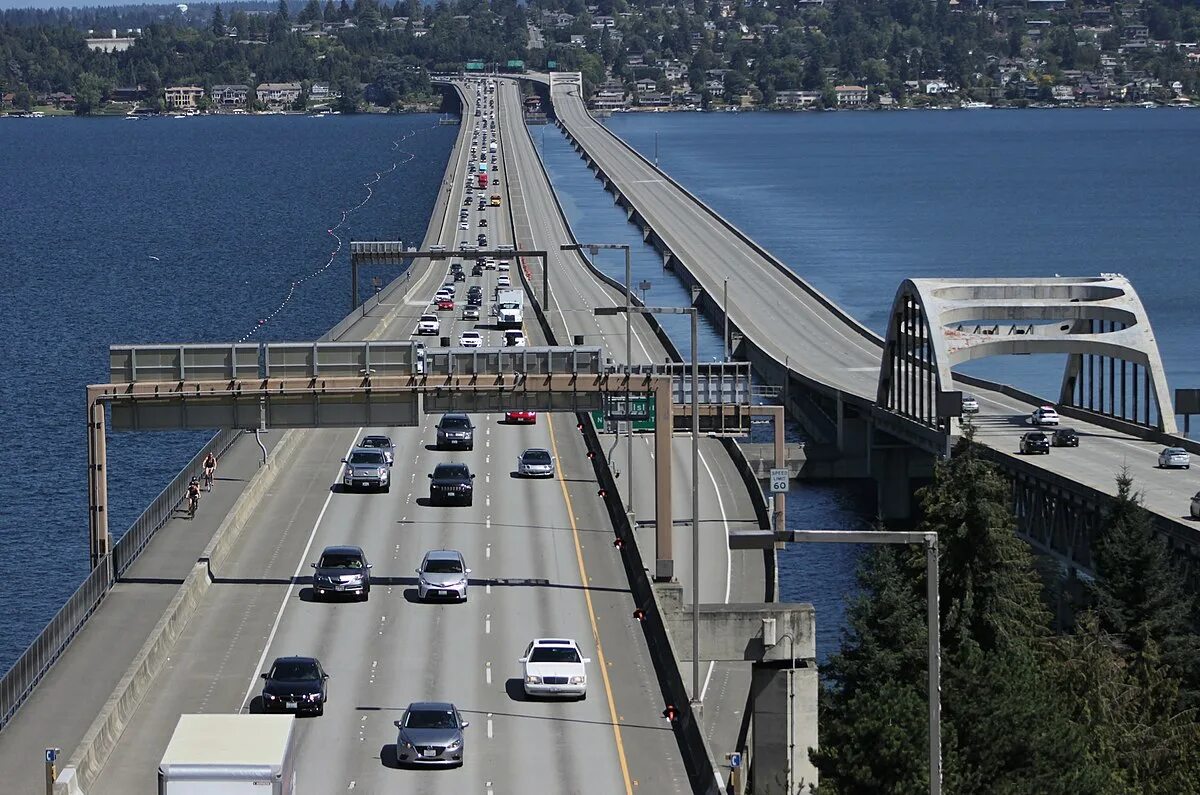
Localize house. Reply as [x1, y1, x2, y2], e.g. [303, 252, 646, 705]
[637, 91, 671, 107]
[924, 80, 952, 94]
[164, 86, 204, 109]
[310, 82, 336, 101]
[834, 85, 869, 106]
[775, 89, 822, 107]
[591, 85, 628, 110]
[663, 61, 686, 81]
[1, 92, 15, 109]
[1051, 84, 1075, 101]
[635, 78, 658, 93]
[109, 85, 148, 103]
[47, 91, 76, 109]
[593, 15, 616, 27]
[570, 34, 587, 47]
[256, 82, 302, 107]
[85, 29, 136, 53]
[704, 79, 724, 93]
[210, 84, 250, 107]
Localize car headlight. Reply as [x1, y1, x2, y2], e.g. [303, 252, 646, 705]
[570, 675, 586, 685]
[525, 675, 542, 685]
[446, 737, 462, 751]
[263, 693, 277, 700]
[378, 467, 387, 477]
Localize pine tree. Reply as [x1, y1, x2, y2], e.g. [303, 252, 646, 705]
[277, 0, 290, 21]
[323, 0, 336, 22]
[211, 3, 226, 36]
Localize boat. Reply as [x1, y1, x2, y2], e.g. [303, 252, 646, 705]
[961, 101, 993, 109]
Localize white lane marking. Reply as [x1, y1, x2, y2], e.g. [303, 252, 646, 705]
[486, 582, 492, 595]
[486, 541, 491, 557]
[348, 781, 355, 789]
[485, 454, 491, 464]
[239, 431, 361, 712]
[485, 473, 490, 484]
[485, 662, 492, 685]
[698, 448, 733, 702]
[485, 615, 491, 634]
[487, 716, 494, 739]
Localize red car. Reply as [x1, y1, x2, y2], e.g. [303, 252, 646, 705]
[505, 410, 537, 424]
[436, 297, 455, 310]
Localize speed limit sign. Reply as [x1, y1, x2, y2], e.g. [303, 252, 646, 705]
[770, 468, 789, 493]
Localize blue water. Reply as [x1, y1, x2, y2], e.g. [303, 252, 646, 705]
[0, 114, 456, 671]
[536, 108, 1200, 661]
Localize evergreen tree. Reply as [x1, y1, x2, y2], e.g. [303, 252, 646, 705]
[277, 0, 290, 21]
[211, 3, 226, 36]
[323, 0, 336, 22]
[338, 0, 352, 22]
[298, 0, 322, 24]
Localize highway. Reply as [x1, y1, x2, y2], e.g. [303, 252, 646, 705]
[52, 81, 690, 795]
[547, 78, 1200, 534]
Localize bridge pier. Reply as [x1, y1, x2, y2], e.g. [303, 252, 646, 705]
[871, 443, 934, 522]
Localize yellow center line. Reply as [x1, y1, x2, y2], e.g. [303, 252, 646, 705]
[545, 413, 634, 795]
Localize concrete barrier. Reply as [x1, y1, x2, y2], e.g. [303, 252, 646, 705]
[55, 429, 300, 794]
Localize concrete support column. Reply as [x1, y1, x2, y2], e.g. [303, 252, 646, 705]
[86, 397, 110, 570]
[751, 662, 818, 794]
[871, 445, 934, 522]
[653, 377, 674, 581]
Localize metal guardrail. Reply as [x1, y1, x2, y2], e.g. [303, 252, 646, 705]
[0, 562, 110, 731]
[111, 429, 240, 577]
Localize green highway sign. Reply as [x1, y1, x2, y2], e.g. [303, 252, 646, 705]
[466, 61, 486, 71]
[547, 60, 557, 69]
[590, 394, 654, 432]
[506, 59, 525, 70]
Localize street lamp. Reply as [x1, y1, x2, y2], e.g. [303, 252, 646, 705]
[563, 243, 634, 518]
[597, 303, 701, 706]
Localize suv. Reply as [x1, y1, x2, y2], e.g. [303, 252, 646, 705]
[415, 549, 471, 601]
[311, 545, 372, 601]
[436, 413, 475, 450]
[1051, 428, 1079, 447]
[342, 448, 391, 492]
[428, 463, 475, 506]
[1191, 491, 1200, 520]
[1020, 431, 1050, 455]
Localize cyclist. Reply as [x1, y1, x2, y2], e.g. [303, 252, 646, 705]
[186, 477, 202, 518]
[202, 452, 218, 490]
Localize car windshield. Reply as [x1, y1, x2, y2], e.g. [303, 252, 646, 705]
[436, 465, 470, 479]
[1165, 448, 1185, 455]
[405, 709, 457, 729]
[441, 416, 471, 429]
[523, 450, 551, 464]
[271, 660, 320, 681]
[529, 647, 581, 664]
[424, 558, 464, 574]
[319, 553, 363, 569]
[349, 451, 385, 465]
[361, 438, 389, 448]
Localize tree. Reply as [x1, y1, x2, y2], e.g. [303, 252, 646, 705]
[73, 71, 107, 115]
[211, 4, 226, 36]
[334, 76, 362, 112]
[277, 0, 290, 21]
[323, 0, 336, 22]
[298, 0, 322, 25]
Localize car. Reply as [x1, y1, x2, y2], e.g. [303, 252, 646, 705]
[504, 330, 527, 347]
[358, 435, 395, 465]
[260, 656, 329, 716]
[462, 306, 480, 322]
[435, 286, 454, 299]
[311, 545, 371, 601]
[496, 275, 511, 288]
[459, 331, 483, 348]
[436, 412, 475, 450]
[1191, 491, 1200, 519]
[1020, 431, 1050, 455]
[467, 293, 483, 308]
[1158, 447, 1191, 469]
[436, 297, 454, 311]
[342, 447, 391, 491]
[1031, 406, 1060, 426]
[517, 448, 555, 478]
[505, 410, 537, 424]
[428, 463, 475, 506]
[393, 702, 469, 767]
[1051, 428, 1079, 447]
[961, 394, 980, 414]
[518, 638, 590, 700]
[453, 270, 466, 282]
[479, 218, 488, 228]
[477, 239, 489, 249]
[415, 549, 471, 601]
[458, 221, 469, 230]
[471, 264, 483, 277]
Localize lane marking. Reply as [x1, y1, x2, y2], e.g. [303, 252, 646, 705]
[485, 615, 492, 634]
[485, 662, 492, 685]
[239, 430, 361, 712]
[546, 414, 634, 794]
[698, 448, 733, 701]
[487, 716, 494, 739]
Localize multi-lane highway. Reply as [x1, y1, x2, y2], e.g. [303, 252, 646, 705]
[546, 77, 1200, 531]
[87, 80, 695, 795]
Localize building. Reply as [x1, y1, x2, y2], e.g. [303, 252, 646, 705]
[834, 85, 869, 106]
[256, 82, 302, 107]
[210, 84, 250, 107]
[164, 86, 204, 109]
[310, 82, 336, 102]
[85, 29, 137, 53]
[590, 83, 628, 110]
[775, 89, 822, 107]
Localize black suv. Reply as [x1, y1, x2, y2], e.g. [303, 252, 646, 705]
[1020, 431, 1050, 455]
[436, 413, 475, 450]
[260, 656, 329, 716]
[429, 463, 475, 506]
[310, 545, 371, 601]
[467, 286, 483, 306]
[1052, 428, 1079, 447]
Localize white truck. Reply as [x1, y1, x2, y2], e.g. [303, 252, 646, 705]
[493, 288, 524, 330]
[158, 714, 297, 794]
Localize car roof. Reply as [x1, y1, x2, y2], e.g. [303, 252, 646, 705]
[531, 638, 578, 647]
[522, 448, 551, 456]
[406, 701, 456, 711]
[349, 446, 385, 455]
[272, 655, 319, 665]
[320, 545, 365, 557]
[461, 330, 481, 337]
[362, 435, 391, 442]
[423, 549, 465, 561]
[433, 462, 470, 470]
[1163, 447, 1186, 453]
[1055, 427, 1076, 433]
[441, 412, 470, 420]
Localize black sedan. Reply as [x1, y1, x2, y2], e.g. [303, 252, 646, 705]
[1020, 431, 1050, 455]
[1052, 427, 1079, 447]
[260, 656, 329, 716]
[429, 463, 475, 506]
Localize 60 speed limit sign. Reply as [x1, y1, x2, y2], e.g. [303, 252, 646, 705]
[770, 468, 789, 493]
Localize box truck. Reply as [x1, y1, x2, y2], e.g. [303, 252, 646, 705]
[159, 714, 297, 794]
[493, 289, 524, 329]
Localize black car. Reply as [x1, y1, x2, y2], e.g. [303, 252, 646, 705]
[471, 264, 484, 277]
[1052, 427, 1079, 447]
[260, 656, 329, 716]
[1020, 431, 1050, 455]
[311, 545, 372, 601]
[436, 412, 475, 450]
[453, 270, 466, 282]
[429, 463, 475, 506]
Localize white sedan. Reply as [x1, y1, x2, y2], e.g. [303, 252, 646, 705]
[416, 315, 440, 335]
[1030, 406, 1060, 426]
[1157, 447, 1191, 469]
[458, 331, 483, 348]
[519, 638, 589, 699]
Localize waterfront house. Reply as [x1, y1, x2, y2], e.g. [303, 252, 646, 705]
[310, 83, 336, 102]
[164, 86, 204, 109]
[109, 85, 148, 103]
[834, 85, 869, 106]
[211, 84, 250, 107]
[256, 82, 302, 107]
[591, 84, 629, 110]
[775, 89, 822, 107]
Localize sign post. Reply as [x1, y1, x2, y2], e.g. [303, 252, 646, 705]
[770, 467, 789, 541]
[45, 747, 59, 795]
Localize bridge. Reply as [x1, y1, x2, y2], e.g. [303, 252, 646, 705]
[1, 70, 1197, 795]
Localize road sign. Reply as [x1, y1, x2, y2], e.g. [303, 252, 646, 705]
[770, 468, 789, 493]
[45, 748, 58, 764]
[729, 752, 742, 769]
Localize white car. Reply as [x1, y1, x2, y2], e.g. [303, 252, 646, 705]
[961, 394, 979, 414]
[458, 221, 469, 230]
[517, 448, 555, 477]
[1030, 406, 1060, 426]
[462, 306, 480, 321]
[519, 638, 590, 699]
[416, 315, 440, 335]
[1158, 447, 1191, 469]
[496, 275, 511, 288]
[458, 331, 483, 348]
[504, 330, 526, 348]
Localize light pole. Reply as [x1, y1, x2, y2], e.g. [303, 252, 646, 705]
[563, 242, 634, 518]
[597, 304, 700, 705]
[723, 277, 729, 362]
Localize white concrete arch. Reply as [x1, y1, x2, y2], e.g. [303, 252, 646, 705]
[876, 275, 1177, 433]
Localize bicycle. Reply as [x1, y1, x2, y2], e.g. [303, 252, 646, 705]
[203, 467, 215, 491]
[187, 493, 199, 519]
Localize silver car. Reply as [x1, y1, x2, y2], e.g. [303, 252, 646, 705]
[393, 702, 468, 767]
[416, 549, 470, 601]
[1158, 447, 1191, 469]
[342, 448, 390, 492]
[961, 394, 979, 414]
[517, 448, 555, 478]
[358, 435, 395, 466]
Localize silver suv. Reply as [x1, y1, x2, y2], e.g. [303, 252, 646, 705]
[436, 413, 475, 451]
[416, 549, 471, 601]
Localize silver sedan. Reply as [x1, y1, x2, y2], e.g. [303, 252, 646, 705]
[416, 549, 470, 601]
[1158, 447, 1191, 469]
[517, 448, 555, 478]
